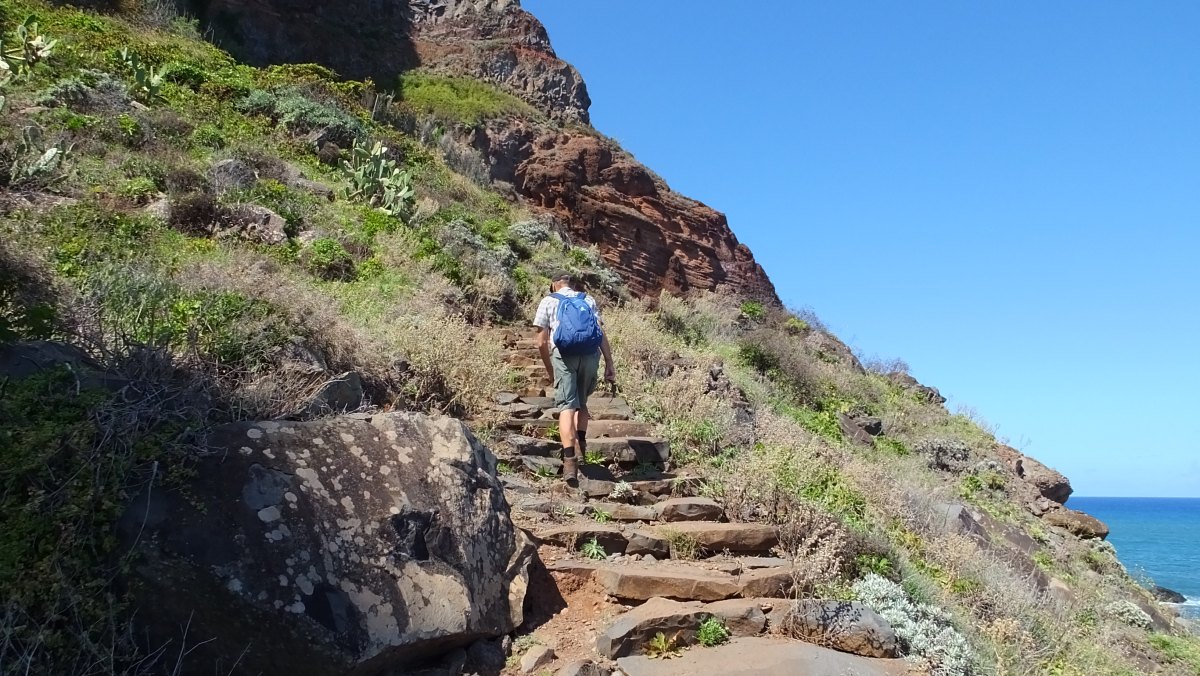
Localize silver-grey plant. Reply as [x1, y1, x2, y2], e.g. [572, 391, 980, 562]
[852, 574, 977, 676]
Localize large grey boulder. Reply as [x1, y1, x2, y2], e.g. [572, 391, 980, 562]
[301, 371, 364, 417]
[0, 341, 125, 391]
[778, 600, 900, 658]
[120, 412, 534, 675]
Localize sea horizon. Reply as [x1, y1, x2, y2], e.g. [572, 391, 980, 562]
[1069, 496, 1200, 620]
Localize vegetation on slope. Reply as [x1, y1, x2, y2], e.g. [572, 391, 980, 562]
[0, 1, 1196, 674]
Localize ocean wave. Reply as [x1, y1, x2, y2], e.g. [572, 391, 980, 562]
[1171, 595, 1200, 607]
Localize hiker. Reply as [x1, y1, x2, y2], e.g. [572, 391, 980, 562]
[533, 272, 616, 484]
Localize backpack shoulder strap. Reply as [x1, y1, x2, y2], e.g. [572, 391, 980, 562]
[550, 292, 568, 301]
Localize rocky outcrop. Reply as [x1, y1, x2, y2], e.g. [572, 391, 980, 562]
[469, 120, 777, 299]
[1153, 586, 1187, 604]
[886, 371, 947, 405]
[407, 0, 591, 123]
[1043, 507, 1110, 540]
[994, 444, 1073, 505]
[120, 412, 533, 675]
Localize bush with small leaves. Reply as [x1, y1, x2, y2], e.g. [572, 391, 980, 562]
[784, 316, 809, 334]
[852, 574, 977, 676]
[609, 480, 634, 501]
[696, 616, 729, 647]
[189, 124, 226, 150]
[238, 88, 363, 146]
[739, 300, 765, 320]
[302, 238, 355, 281]
[1104, 600, 1152, 630]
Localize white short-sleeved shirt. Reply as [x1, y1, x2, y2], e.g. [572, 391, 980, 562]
[533, 288, 601, 349]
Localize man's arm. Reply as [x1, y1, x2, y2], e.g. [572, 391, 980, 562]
[536, 326, 554, 382]
[600, 333, 616, 382]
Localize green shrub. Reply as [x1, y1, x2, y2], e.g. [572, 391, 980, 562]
[237, 88, 363, 144]
[118, 175, 158, 203]
[579, 537, 606, 560]
[799, 466, 866, 526]
[399, 72, 537, 125]
[738, 341, 780, 374]
[233, 179, 318, 234]
[739, 300, 765, 320]
[697, 616, 729, 647]
[303, 237, 354, 281]
[855, 554, 895, 578]
[949, 577, 982, 596]
[784, 316, 809, 334]
[0, 369, 125, 673]
[788, 406, 844, 442]
[163, 59, 206, 89]
[0, 250, 57, 342]
[874, 436, 910, 456]
[189, 123, 226, 149]
[1149, 634, 1200, 672]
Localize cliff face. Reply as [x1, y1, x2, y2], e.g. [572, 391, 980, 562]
[195, 0, 777, 300]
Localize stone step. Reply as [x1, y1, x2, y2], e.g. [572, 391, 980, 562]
[590, 437, 670, 464]
[500, 414, 644, 435]
[595, 597, 764, 659]
[514, 395, 557, 409]
[615, 636, 912, 676]
[654, 497, 724, 522]
[501, 434, 669, 463]
[651, 521, 778, 554]
[582, 502, 658, 522]
[577, 475, 695, 502]
[548, 559, 795, 602]
[595, 596, 785, 659]
[585, 420, 656, 438]
[538, 524, 629, 553]
[504, 354, 540, 367]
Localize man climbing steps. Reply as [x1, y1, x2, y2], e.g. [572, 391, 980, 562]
[533, 272, 617, 485]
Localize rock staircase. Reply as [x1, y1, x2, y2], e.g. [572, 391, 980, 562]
[481, 327, 913, 676]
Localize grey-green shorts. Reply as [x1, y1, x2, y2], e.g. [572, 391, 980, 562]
[551, 348, 600, 411]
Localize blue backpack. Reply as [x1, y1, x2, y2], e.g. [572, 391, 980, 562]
[551, 292, 603, 356]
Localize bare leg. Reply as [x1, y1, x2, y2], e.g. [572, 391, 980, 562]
[559, 407, 578, 450]
[574, 407, 591, 457]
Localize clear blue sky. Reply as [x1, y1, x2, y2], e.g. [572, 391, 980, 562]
[524, 0, 1200, 498]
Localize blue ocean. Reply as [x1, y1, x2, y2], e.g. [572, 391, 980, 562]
[1070, 497, 1200, 620]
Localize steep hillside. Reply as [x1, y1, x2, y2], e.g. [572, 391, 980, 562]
[0, 1, 1196, 675]
[192, 0, 777, 299]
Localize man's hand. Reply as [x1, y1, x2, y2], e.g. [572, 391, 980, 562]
[600, 333, 616, 383]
